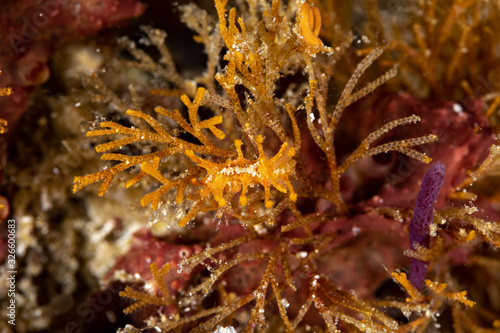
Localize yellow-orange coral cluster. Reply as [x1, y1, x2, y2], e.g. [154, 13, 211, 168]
[186, 135, 297, 209]
[391, 271, 475, 307]
[73, 83, 300, 227]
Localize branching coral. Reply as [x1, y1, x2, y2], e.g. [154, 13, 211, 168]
[74, 0, 436, 226]
[67, 0, 500, 332]
[120, 263, 175, 314]
[453, 141, 500, 196]
[185, 134, 297, 210]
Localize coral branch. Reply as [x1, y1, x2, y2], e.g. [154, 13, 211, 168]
[119, 263, 174, 314]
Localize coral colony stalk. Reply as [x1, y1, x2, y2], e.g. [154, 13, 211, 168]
[408, 162, 445, 290]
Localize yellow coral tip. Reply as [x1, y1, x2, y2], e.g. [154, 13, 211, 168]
[298, 1, 323, 47]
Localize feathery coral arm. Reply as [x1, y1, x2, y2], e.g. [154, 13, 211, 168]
[330, 48, 383, 129]
[72, 148, 183, 195]
[338, 115, 437, 173]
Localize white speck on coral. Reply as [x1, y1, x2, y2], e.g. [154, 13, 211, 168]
[352, 226, 361, 235]
[452, 103, 463, 115]
[213, 326, 237, 333]
[361, 35, 371, 44]
[298, 251, 308, 258]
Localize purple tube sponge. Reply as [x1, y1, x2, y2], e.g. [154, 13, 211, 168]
[408, 162, 445, 290]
